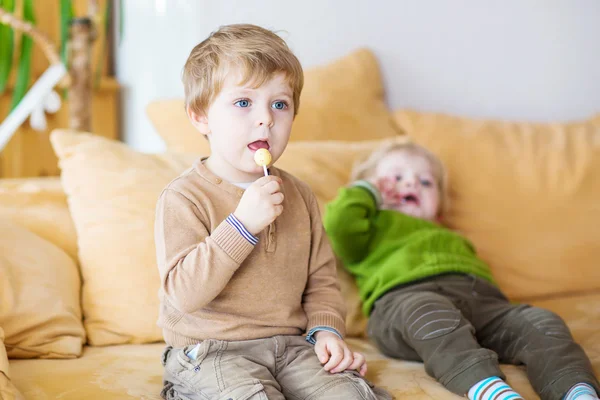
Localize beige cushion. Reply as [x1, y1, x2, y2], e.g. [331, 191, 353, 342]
[0, 328, 25, 400]
[51, 130, 197, 346]
[146, 48, 402, 155]
[394, 110, 600, 301]
[0, 178, 77, 260]
[0, 219, 85, 359]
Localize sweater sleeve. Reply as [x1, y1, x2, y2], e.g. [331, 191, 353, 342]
[323, 181, 379, 265]
[302, 192, 347, 338]
[155, 188, 256, 313]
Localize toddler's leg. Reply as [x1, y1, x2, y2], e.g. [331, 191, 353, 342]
[368, 288, 504, 396]
[474, 302, 599, 400]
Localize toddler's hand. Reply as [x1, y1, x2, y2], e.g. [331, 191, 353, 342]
[234, 175, 284, 235]
[313, 331, 367, 376]
[370, 176, 398, 206]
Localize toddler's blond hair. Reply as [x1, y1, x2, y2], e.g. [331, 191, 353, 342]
[183, 24, 304, 116]
[351, 140, 449, 214]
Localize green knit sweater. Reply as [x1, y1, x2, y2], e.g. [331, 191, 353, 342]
[324, 183, 495, 316]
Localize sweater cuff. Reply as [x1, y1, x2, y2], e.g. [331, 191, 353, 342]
[211, 217, 256, 264]
[305, 326, 343, 345]
[307, 313, 346, 339]
[351, 180, 382, 208]
[225, 214, 259, 245]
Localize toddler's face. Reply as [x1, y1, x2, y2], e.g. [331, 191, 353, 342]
[370, 150, 441, 221]
[191, 69, 295, 183]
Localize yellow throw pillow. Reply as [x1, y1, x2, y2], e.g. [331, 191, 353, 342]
[146, 48, 402, 155]
[0, 328, 25, 400]
[0, 219, 85, 359]
[0, 178, 77, 261]
[51, 130, 198, 345]
[394, 110, 600, 301]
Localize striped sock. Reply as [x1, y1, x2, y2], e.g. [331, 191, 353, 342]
[564, 383, 599, 400]
[467, 376, 523, 400]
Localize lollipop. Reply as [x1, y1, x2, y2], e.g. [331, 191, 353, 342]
[254, 148, 272, 176]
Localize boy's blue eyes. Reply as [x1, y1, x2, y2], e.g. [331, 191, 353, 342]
[235, 99, 250, 108]
[233, 99, 288, 110]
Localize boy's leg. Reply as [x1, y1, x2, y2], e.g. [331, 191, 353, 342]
[275, 336, 393, 400]
[367, 278, 504, 396]
[161, 339, 285, 400]
[467, 277, 600, 400]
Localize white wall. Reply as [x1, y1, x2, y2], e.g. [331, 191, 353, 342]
[115, 0, 600, 152]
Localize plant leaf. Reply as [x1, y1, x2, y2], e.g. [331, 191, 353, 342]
[0, 0, 16, 95]
[59, 0, 72, 67]
[10, 0, 35, 110]
[94, 0, 112, 88]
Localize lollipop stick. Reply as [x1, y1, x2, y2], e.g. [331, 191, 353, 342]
[263, 165, 269, 176]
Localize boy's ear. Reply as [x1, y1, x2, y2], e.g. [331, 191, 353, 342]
[186, 106, 210, 135]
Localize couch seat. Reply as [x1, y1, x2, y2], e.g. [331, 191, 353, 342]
[10, 293, 599, 399]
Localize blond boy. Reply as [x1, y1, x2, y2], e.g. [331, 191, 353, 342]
[154, 24, 391, 400]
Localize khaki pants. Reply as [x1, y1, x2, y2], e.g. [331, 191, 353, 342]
[368, 274, 599, 400]
[161, 335, 392, 400]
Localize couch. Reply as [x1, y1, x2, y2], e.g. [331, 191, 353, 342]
[1, 48, 598, 399]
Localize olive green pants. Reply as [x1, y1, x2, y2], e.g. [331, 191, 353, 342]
[368, 274, 599, 400]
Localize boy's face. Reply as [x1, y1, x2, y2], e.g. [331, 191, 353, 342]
[371, 150, 441, 221]
[189, 69, 295, 183]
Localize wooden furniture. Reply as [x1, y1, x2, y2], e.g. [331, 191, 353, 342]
[0, 0, 119, 178]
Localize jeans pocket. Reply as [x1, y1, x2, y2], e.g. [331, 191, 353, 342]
[176, 340, 214, 371]
[218, 380, 266, 400]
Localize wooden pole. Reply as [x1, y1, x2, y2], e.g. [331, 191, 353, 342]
[69, 17, 94, 132]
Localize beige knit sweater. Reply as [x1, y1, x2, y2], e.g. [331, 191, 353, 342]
[155, 159, 346, 347]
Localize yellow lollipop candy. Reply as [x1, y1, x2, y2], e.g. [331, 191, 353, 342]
[254, 148, 272, 176]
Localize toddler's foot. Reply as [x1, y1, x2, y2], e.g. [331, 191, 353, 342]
[467, 376, 523, 400]
[564, 383, 599, 400]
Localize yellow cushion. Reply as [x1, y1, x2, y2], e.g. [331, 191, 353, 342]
[0, 178, 77, 260]
[146, 48, 402, 155]
[50, 130, 197, 346]
[0, 328, 25, 400]
[0, 219, 85, 359]
[394, 110, 600, 301]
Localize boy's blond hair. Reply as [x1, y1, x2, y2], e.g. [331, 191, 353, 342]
[351, 140, 449, 214]
[183, 24, 304, 116]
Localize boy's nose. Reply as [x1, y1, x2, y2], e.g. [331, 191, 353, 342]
[258, 120, 274, 128]
[256, 109, 274, 128]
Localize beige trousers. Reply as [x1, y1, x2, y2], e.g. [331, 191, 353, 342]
[161, 335, 392, 400]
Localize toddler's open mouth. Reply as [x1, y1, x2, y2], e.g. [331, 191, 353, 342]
[399, 193, 420, 206]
